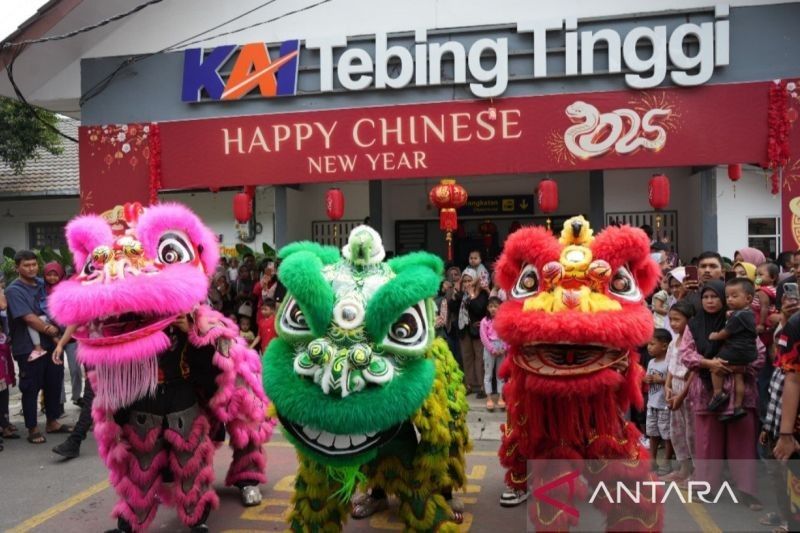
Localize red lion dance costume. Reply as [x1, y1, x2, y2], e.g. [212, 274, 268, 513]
[494, 216, 663, 531]
[49, 203, 273, 532]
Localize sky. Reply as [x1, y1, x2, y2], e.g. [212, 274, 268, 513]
[0, 0, 49, 42]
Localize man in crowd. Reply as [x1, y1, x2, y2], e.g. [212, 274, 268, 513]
[5, 250, 71, 444]
[683, 251, 725, 312]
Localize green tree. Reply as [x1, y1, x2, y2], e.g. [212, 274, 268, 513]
[0, 96, 63, 174]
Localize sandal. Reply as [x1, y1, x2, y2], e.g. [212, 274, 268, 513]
[760, 512, 782, 526]
[2, 428, 20, 439]
[486, 397, 495, 412]
[46, 424, 74, 434]
[27, 431, 46, 444]
[351, 495, 388, 519]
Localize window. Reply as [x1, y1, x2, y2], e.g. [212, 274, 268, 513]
[747, 217, 780, 258]
[28, 222, 68, 250]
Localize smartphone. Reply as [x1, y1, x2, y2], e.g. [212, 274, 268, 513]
[785, 282, 799, 302]
[685, 265, 698, 283]
[724, 271, 737, 282]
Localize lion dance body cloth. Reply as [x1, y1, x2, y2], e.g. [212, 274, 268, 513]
[49, 203, 273, 532]
[494, 216, 663, 531]
[263, 225, 471, 532]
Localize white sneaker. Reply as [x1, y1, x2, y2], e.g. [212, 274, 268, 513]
[500, 488, 529, 507]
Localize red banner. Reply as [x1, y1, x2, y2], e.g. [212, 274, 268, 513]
[779, 79, 800, 250]
[80, 81, 778, 212]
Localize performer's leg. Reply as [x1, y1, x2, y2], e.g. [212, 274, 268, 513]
[226, 438, 266, 506]
[290, 453, 349, 532]
[110, 412, 168, 532]
[583, 422, 663, 532]
[164, 405, 219, 528]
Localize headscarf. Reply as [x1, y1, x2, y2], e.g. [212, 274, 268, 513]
[458, 268, 479, 330]
[733, 261, 756, 282]
[668, 266, 686, 284]
[736, 247, 766, 267]
[43, 262, 65, 294]
[687, 280, 727, 359]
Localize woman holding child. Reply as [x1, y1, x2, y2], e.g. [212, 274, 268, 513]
[680, 279, 764, 510]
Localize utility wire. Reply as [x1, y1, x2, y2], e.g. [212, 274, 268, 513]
[80, 0, 282, 106]
[1, 0, 165, 49]
[5, 0, 335, 140]
[80, 0, 332, 106]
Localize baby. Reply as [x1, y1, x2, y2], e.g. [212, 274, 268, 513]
[707, 278, 758, 422]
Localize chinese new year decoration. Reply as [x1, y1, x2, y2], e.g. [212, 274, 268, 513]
[429, 178, 468, 261]
[147, 123, 161, 205]
[326, 187, 345, 240]
[766, 80, 790, 194]
[479, 220, 498, 258]
[537, 178, 558, 230]
[233, 190, 253, 224]
[727, 164, 742, 182]
[648, 173, 670, 232]
[325, 188, 345, 221]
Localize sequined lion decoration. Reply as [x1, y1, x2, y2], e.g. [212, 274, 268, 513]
[49, 202, 273, 532]
[263, 225, 470, 532]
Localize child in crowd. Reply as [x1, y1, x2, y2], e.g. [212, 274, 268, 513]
[238, 315, 255, 345]
[468, 250, 490, 290]
[651, 274, 671, 329]
[708, 278, 757, 422]
[753, 262, 779, 351]
[479, 297, 506, 412]
[663, 300, 695, 482]
[644, 328, 673, 474]
[253, 298, 277, 353]
[27, 262, 64, 361]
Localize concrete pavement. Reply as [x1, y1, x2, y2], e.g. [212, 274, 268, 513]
[0, 377, 785, 532]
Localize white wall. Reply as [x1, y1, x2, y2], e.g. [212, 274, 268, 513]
[715, 165, 781, 259]
[285, 181, 370, 244]
[0, 197, 80, 251]
[166, 188, 276, 251]
[604, 167, 703, 259]
[0, 189, 277, 257]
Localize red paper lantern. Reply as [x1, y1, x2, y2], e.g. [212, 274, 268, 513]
[326, 188, 345, 221]
[537, 179, 558, 214]
[233, 191, 252, 223]
[727, 164, 742, 182]
[648, 174, 670, 210]
[429, 178, 468, 260]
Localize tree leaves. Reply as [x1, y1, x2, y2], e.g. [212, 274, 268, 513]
[0, 96, 63, 175]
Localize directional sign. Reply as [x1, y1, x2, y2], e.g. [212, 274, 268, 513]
[458, 195, 535, 217]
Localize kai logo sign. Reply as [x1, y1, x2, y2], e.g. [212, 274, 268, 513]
[181, 40, 300, 102]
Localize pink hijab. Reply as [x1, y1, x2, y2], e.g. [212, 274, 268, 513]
[43, 262, 65, 294]
[736, 247, 766, 267]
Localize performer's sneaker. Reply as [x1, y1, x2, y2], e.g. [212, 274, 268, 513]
[500, 488, 529, 507]
[240, 485, 262, 506]
[53, 437, 81, 460]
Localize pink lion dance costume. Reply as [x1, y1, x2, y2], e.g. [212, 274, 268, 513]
[49, 202, 273, 532]
[494, 216, 663, 531]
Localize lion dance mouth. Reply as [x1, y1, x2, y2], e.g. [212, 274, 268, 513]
[517, 343, 627, 376]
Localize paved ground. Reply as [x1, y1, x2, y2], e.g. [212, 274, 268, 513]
[0, 372, 787, 532]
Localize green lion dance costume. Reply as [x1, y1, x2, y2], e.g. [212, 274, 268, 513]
[263, 225, 470, 532]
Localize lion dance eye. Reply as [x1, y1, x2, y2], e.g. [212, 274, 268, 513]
[280, 298, 311, 333]
[512, 264, 540, 299]
[156, 231, 195, 265]
[609, 266, 642, 302]
[383, 302, 428, 351]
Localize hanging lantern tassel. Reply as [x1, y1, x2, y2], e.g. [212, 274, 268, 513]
[233, 191, 253, 224]
[429, 179, 468, 262]
[728, 164, 742, 197]
[326, 187, 345, 242]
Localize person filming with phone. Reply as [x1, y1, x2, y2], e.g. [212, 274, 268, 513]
[683, 252, 725, 313]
